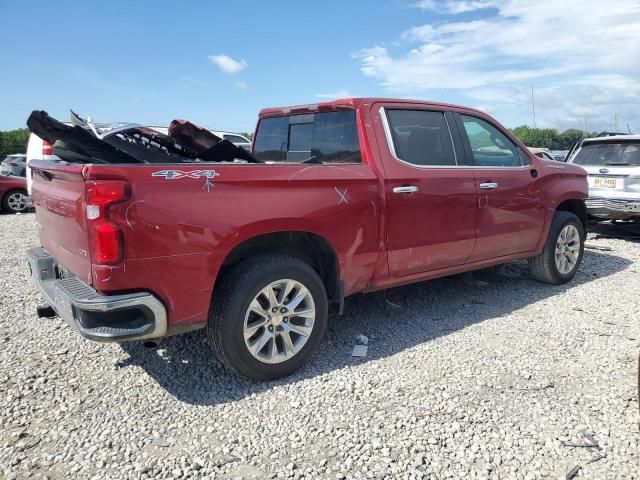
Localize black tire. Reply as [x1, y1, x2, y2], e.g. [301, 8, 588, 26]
[208, 254, 328, 380]
[1, 189, 28, 213]
[528, 211, 585, 284]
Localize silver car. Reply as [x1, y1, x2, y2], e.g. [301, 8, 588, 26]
[567, 135, 640, 221]
[1, 154, 27, 177]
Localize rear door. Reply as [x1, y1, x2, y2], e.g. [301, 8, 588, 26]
[454, 113, 545, 262]
[373, 103, 477, 276]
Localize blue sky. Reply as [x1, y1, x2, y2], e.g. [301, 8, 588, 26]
[1, 0, 639, 133]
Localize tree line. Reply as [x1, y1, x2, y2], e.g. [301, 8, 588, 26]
[0, 128, 30, 158]
[509, 126, 599, 150]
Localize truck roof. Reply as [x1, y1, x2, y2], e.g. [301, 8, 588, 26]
[259, 97, 487, 118]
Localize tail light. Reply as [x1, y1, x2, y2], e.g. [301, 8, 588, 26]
[42, 141, 53, 156]
[85, 181, 129, 264]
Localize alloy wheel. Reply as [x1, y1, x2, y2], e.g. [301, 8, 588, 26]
[7, 192, 27, 212]
[555, 224, 580, 274]
[243, 279, 316, 364]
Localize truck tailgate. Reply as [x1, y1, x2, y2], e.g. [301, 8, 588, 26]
[30, 162, 92, 284]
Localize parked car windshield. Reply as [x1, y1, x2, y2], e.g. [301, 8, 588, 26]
[252, 110, 361, 163]
[572, 142, 640, 166]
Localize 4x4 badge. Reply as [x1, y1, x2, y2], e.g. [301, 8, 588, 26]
[151, 170, 220, 180]
[152, 169, 220, 193]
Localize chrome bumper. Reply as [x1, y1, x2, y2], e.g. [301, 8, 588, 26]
[26, 247, 167, 342]
[585, 197, 640, 219]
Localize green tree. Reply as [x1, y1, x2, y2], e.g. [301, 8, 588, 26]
[510, 126, 597, 150]
[558, 129, 588, 149]
[0, 128, 30, 158]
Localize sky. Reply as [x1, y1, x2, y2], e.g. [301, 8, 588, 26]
[1, 0, 639, 133]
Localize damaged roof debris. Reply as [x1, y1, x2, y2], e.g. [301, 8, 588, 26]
[26, 110, 261, 165]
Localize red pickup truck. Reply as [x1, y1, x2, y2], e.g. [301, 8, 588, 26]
[27, 98, 588, 380]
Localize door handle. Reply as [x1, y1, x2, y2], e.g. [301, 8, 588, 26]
[479, 182, 498, 190]
[393, 186, 419, 194]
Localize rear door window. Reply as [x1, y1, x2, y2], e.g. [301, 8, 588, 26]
[459, 115, 522, 167]
[384, 109, 457, 166]
[252, 111, 360, 163]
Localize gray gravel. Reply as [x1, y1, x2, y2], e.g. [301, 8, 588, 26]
[1, 212, 639, 479]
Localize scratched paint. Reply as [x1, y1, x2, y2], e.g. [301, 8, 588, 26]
[288, 165, 365, 182]
[335, 187, 349, 205]
[125, 200, 145, 230]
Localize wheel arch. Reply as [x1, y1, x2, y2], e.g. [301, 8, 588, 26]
[215, 231, 341, 304]
[556, 198, 587, 231]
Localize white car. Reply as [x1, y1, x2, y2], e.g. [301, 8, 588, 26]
[567, 135, 640, 221]
[527, 147, 555, 161]
[148, 126, 251, 150]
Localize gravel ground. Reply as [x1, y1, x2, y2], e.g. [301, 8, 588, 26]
[1, 212, 639, 480]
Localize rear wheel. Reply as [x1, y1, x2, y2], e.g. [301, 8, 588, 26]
[208, 254, 328, 380]
[2, 189, 28, 213]
[528, 211, 585, 284]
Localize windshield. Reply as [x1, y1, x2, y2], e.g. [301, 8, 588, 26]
[252, 110, 361, 163]
[572, 142, 640, 166]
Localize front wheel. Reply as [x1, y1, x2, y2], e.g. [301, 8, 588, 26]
[528, 211, 585, 284]
[2, 189, 28, 213]
[208, 254, 328, 380]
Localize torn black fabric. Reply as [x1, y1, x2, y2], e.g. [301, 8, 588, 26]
[103, 134, 195, 164]
[169, 119, 260, 163]
[26, 111, 139, 164]
[169, 120, 221, 152]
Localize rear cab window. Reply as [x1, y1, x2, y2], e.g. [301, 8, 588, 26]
[252, 110, 361, 163]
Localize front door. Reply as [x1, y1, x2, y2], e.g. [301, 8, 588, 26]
[373, 104, 478, 277]
[454, 113, 546, 262]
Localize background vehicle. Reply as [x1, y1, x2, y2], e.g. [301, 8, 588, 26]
[26, 129, 62, 195]
[597, 132, 631, 137]
[1, 154, 27, 177]
[213, 131, 251, 150]
[27, 98, 588, 380]
[527, 147, 555, 161]
[567, 135, 640, 222]
[0, 173, 28, 213]
[551, 150, 569, 161]
[148, 127, 251, 149]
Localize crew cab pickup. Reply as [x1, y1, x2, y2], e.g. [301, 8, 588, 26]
[26, 98, 588, 380]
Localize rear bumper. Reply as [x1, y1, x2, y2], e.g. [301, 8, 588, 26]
[26, 247, 167, 342]
[586, 197, 640, 219]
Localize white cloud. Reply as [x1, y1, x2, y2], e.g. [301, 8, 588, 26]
[356, 0, 640, 131]
[315, 90, 352, 99]
[411, 0, 498, 13]
[180, 76, 208, 88]
[208, 54, 248, 74]
[235, 80, 248, 90]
